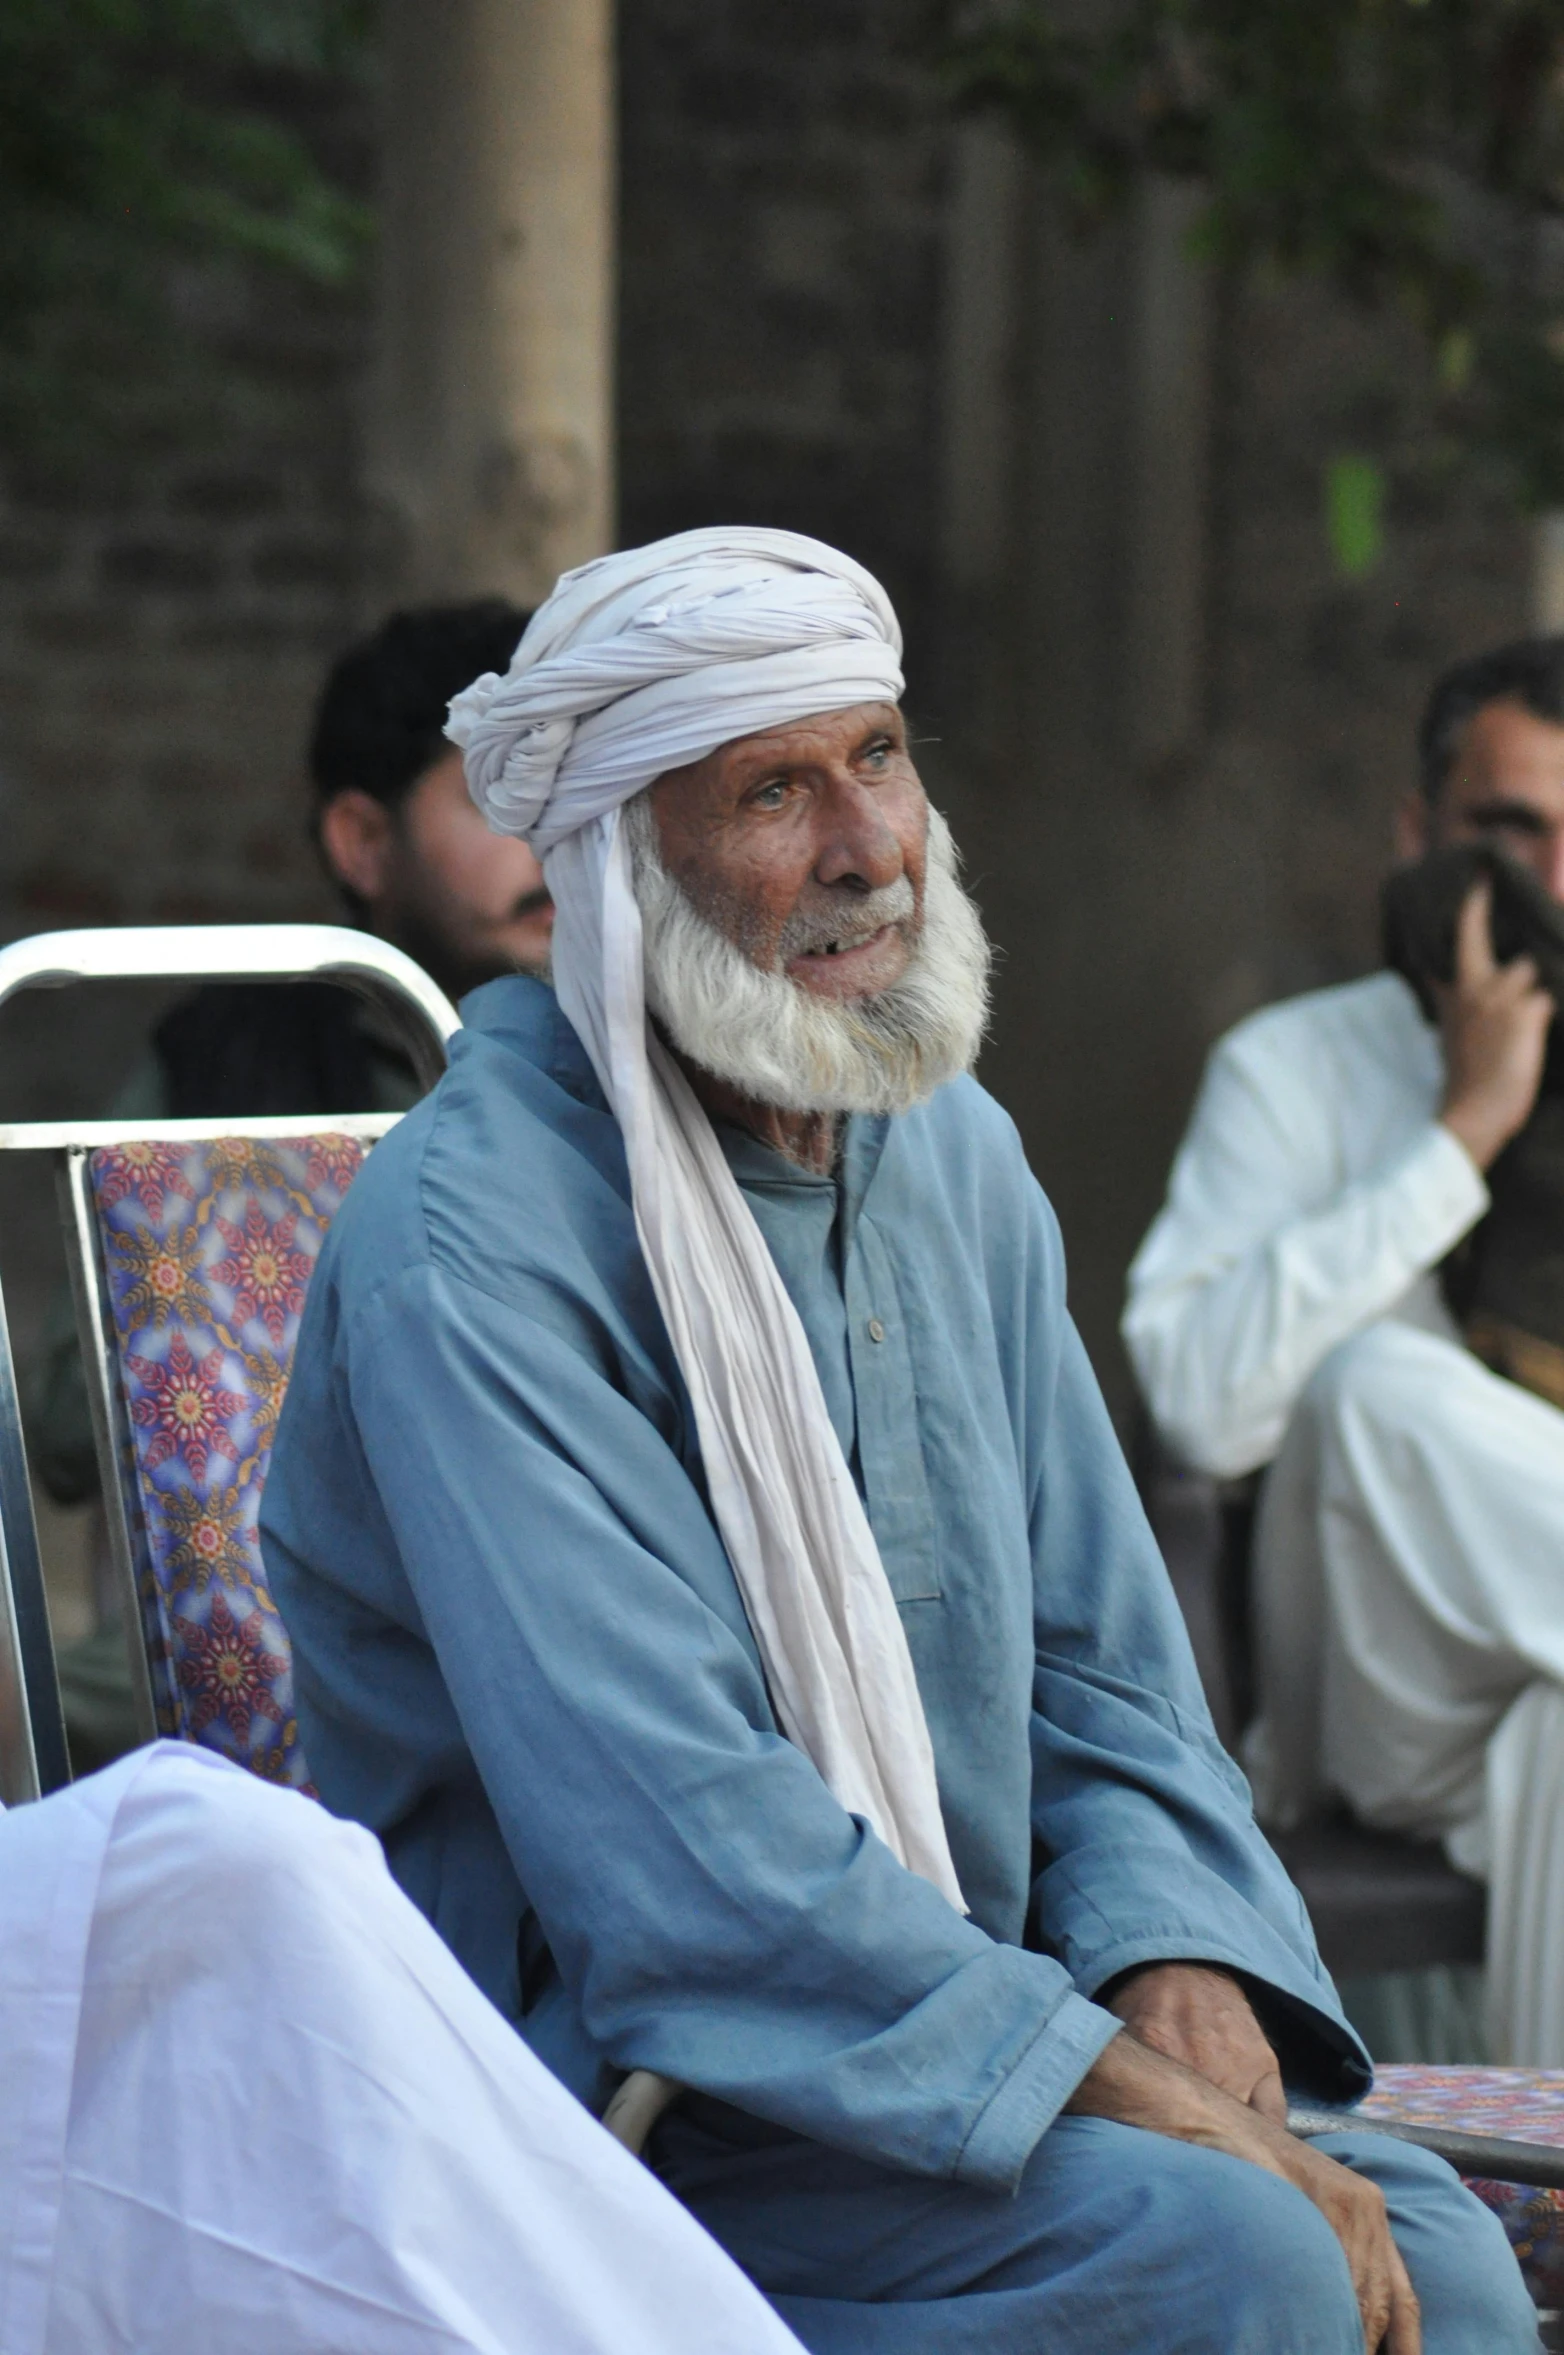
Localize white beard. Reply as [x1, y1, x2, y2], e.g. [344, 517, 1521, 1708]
[623, 795, 992, 1117]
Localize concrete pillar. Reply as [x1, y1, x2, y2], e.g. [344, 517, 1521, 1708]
[370, 0, 616, 610]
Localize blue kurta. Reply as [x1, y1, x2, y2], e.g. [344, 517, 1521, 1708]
[260, 980, 1529, 2351]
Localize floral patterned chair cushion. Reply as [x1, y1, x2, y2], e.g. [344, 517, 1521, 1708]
[89, 1133, 368, 1791]
[1363, 2065, 1564, 2309]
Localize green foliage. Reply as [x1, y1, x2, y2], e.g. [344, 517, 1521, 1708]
[0, 0, 374, 451]
[938, 1, 1564, 518]
[1326, 452, 1388, 575]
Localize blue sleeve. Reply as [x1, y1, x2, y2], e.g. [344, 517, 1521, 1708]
[342, 1258, 1119, 2192]
[1021, 1200, 1369, 2095]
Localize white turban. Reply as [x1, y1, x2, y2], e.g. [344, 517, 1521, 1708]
[447, 527, 963, 1911]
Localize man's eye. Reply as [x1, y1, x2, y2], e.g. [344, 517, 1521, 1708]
[863, 740, 891, 767]
[751, 781, 788, 810]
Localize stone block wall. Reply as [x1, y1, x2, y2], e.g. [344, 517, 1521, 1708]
[0, 278, 366, 947]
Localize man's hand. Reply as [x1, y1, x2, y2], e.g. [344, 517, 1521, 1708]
[1106, 1961, 1285, 2122]
[1437, 879, 1553, 1171]
[1067, 2029, 1421, 2354]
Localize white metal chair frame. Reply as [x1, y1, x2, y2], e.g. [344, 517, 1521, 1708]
[0, 924, 458, 1808]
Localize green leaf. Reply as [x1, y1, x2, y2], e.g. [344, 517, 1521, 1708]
[1325, 453, 1387, 577]
[1438, 327, 1475, 391]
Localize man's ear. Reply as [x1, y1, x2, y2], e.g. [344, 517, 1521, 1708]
[1393, 788, 1432, 864]
[319, 790, 399, 905]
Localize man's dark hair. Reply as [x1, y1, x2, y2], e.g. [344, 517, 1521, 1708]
[309, 600, 531, 810]
[1418, 634, 1564, 804]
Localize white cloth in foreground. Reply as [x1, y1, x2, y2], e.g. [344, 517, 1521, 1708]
[0, 1742, 806, 2355]
[1125, 970, 1564, 2063]
[446, 526, 962, 1909]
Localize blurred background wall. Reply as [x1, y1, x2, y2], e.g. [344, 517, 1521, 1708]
[0, 0, 1538, 1431]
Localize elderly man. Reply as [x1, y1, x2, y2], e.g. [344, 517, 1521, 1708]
[1125, 635, 1564, 2067]
[263, 531, 1529, 2353]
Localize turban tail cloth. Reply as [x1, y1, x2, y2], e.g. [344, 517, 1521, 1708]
[447, 527, 964, 1910]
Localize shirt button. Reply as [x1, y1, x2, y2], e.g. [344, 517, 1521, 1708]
[866, 1317, 886, 1343]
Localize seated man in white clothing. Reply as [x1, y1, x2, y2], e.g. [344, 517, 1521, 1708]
[1124, 635, 1564, 2065]
[0, 1739, 806, 2355]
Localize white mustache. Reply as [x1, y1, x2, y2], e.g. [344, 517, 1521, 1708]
[776, 876, 917, 964]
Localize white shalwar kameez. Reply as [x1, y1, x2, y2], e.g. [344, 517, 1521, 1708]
[0, 1740, 806, 2355]
[1124, 969, 1564, 2065]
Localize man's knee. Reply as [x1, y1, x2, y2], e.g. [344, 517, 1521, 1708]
[1179, 2156, 1363, 2344]
[105, 1744, 386, 1958]
[1047, 2123, 1364, 2349]
[1313, 2134, 1537, 2353]
[1301, 1317, 1458, 1435]
[1155, 2141, 1531, 2354]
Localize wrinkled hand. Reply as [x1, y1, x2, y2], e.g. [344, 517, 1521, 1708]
[1107, 1961, 1285, 2122]
[1067, 2029, 1420, 2354]
[1437, 879, 1553, 1171]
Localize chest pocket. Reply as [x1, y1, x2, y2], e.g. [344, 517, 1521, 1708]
[845, 1219, 941, 1603]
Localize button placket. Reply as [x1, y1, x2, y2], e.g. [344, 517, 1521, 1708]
[845, 1220, 941, 1602]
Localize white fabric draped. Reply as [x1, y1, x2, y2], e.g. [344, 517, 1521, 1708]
[446, 526, 963, 1910]
[1126, 969, 1564, 2062]
[0, 1744, 805, 2355]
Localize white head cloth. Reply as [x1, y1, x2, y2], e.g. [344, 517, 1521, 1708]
[447, 527, 963, 1909]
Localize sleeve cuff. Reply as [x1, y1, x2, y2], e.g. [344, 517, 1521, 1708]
[953, 1992, 1122, 2194]
[1386, 1121, 1489, 1267]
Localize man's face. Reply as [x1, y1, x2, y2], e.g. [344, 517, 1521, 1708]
[1402, 699, 1564, 905]
[631, 700, 990, 1126]
[647, 702, 928, 995]
[320, 748, 554, 998]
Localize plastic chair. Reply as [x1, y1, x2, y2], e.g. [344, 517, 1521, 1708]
[0, 925, 456, 1806]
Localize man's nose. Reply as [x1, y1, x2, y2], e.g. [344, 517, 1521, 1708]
[814, 779, 904, 891]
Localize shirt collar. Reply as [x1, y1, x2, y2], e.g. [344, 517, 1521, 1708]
[716, 1112, 891, 1246]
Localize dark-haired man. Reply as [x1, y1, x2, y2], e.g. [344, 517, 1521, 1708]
[144, 599, 551, 1126]
[309, 601, 554, 1007]
[1126, 636, 1564, 2064]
